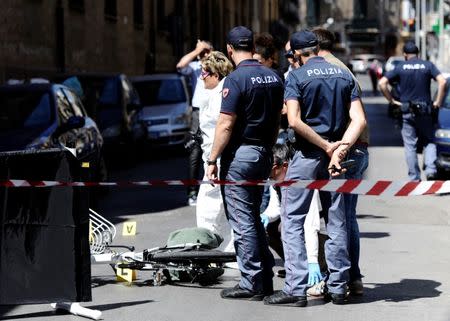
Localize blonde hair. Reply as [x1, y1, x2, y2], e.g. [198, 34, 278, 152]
[201, 51, 233, 80]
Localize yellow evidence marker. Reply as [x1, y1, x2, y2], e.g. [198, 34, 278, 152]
[116, 267, 137, 283]
[122, 221, 137, 236]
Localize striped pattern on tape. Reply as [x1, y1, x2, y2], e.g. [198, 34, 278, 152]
[1, 179, 450, 196]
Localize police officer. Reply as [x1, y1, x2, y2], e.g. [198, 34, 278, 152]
[314, 27, 370, 296]
[379, 41, 446, 180]
[206, 26, 284, 300]
[264, 30, 366, 307]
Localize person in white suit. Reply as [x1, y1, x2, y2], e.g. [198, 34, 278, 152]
[196, 51, 235, 253]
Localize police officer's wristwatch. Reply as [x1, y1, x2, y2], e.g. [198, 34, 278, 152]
[207, 159, 217, 165]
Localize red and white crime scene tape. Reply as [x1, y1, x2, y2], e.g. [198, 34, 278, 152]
[1, 179, 450, 196]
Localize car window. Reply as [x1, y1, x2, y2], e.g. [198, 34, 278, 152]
[62, 88, 85, 116]
[121, 77, 130, 102]
[133, 79, 186, 106]
[56, 88, 77, 121]
[98, 77, 119, 107]
[0, 89, 53, 131]
[122, 77, 141, 108]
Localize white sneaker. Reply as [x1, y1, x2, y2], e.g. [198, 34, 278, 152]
[307, 280, 325, 297]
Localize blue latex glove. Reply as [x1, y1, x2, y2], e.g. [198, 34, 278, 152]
[260, 214, 269, 228]
[308, 263, 323, 286]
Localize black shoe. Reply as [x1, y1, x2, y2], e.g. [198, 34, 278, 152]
[220, 284, 266, 301]
[324, 292, 347, 305]
[263, 290, 307, 307]
[348, 279, 364, 296]
[276, 269, 286, 278]
[426, 173, 437, 181]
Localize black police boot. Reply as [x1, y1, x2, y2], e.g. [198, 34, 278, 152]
[426, 173, 437, 181]
[263, 290, 307, 307]
[324, 291, 347, 305]
[220, 284, 266, 301]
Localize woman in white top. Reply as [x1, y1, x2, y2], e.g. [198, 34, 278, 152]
[196, 51, 234, 252]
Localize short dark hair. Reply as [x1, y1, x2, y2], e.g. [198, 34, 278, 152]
[312, 28, 335, 51]
[255, 32, 276, 60]
[273, 143, 291, 166]
[403, 41, 419, 54]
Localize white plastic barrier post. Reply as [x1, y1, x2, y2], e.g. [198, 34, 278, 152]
[50, 302, 102, 320]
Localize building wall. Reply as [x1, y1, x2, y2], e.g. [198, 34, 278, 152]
[1, 0, 284, 82]
[148, 0, 280, 73]
[0, 0, 57, 80]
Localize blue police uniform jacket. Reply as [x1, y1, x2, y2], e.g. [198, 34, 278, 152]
[221, 59, 284, 152]
[384, 57, 441, 104]
[284, 56, 359, 142]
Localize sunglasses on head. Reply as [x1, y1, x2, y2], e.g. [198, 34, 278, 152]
[200, 69, 210, 79]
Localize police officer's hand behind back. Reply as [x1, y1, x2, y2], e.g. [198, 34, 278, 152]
[328, 146, 348, 177]
[325, 141, 344, 159]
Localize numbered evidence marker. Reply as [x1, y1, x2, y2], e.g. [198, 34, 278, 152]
[116, 267, 137, 283]
[122, 221, 137, 236]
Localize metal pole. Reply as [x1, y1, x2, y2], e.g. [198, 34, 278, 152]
[439, 0, 444, 67]
[379, 0, 385, 51]
[421, 0, 426, 59]
[416, 0, 420, 45]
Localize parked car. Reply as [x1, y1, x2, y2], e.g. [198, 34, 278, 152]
[53, 73, 144, 156]
[131, 73, 192, 147]
[0, 83, 106, 181]
[434, 78, 450, 179]
[349, 54, 385, 74]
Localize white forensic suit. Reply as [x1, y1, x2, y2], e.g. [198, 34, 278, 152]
[261, 187, 324, 263]
[196, 78, 234, 252]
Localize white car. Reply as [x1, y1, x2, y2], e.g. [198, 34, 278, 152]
[131, 74, 192, 146]
[384, 56, 404, 73]
[350, 54, 385, 74]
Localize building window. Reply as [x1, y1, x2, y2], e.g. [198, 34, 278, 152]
[69, 0, 84, 12]
[133, 0, 144, 29]
[104, 0, 117, 21]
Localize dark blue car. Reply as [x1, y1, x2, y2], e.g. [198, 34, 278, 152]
[434, 78, 450, 178]
[55, 73, 143, 157]
[0, 83, 105, 180]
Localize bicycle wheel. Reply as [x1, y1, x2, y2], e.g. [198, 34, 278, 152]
[149, 249, 236, 264]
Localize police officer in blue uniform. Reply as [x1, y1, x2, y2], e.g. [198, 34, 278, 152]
[379, 41, 446, 180]
[264, 30, 366, 307]
[206, 26, 284, 300]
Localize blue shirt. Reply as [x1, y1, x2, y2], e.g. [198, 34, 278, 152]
[221, 59, 284, 150]
[385, 57, 441, 104]
[178, 60, 201, 94]
[284, 56, 359, 141]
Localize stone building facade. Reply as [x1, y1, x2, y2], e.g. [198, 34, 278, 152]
[0, 0, 285, 83]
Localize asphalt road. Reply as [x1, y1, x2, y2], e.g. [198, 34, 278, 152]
[1, 74, 450, 321]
